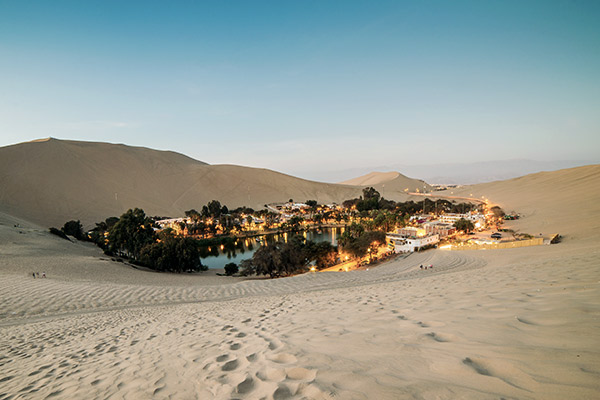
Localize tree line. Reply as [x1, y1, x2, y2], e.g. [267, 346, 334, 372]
[238, 235, 338, 278]
[51, 208, 206, 273]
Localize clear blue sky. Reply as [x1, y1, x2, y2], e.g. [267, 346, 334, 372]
[1, 0, 599, 178]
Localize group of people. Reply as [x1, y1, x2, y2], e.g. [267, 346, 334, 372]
[419, 264, 433, 270]
[32, 272, 46, 278]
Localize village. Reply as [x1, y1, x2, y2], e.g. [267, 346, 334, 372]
[144, 186, 552, 275]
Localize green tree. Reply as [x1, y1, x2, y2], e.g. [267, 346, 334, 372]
[251, 243, 284, 278]
[62, 220, 84, 240]
[288, 215, 304, 232]
[207, 200, 222, 218]
[362, 187, 380, 201]
[454, 218, 475, 233]
[305, 241, 337, 269]
[108, 208, 155, 260]
[224, 262, 239, 276]
[185, 209, 200, 219]
[139, 235, 204, 273]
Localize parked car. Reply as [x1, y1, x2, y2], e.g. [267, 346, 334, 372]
[491, 232, 502, 239]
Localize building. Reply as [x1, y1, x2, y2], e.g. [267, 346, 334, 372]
[438, 212, 485, 224]
[386, 233, 440, 253]
[423, 221, 456, 238]
[394, 227, 422, 237]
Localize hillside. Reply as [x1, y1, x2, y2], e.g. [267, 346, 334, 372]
[453, 164, 600, 240]
[340, 171, 432, 197]
[0, 138, 363, 227]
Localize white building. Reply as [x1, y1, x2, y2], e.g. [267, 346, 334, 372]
[438, 213, 485, 224]
[386, 233, 440, 253]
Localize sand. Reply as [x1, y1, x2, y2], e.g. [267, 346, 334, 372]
[340, 171, 432, 197]
[1, 165, 599, 399]
[0, 139, 372, 228]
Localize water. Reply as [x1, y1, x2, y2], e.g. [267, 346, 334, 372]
[200, 227, 344, 269]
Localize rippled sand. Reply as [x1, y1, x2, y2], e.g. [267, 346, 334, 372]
[1, 166, 599, 399]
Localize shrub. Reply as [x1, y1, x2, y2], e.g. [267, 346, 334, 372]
[224, 262, 239, 276]
[62, 220, 85, 240]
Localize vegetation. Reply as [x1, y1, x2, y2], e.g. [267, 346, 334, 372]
[224, 262, 239, 276]
[61, 220, 85, 240]
[454, 218, 475, 233]
[338, 222, 387, 259]
[139, 230, 205, 272]
[88, 216, 119, 250]
[108, 208, 155, 261]
[240, 235, 338, 278]
[84, 208, 207, 273]
[490, 206, 506, 218]
[343, 187, 476, 216]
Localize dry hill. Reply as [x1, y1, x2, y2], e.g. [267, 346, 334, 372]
[452, 164, 600, 240]
[340, 170, 432, 197]
[0, 138, 363, 227]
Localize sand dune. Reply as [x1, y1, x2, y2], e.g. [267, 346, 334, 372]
[452, 164, 600, 239]
[0, 138, 366, 227]
[1, 165, 599, 399]
[340, 171, 432, 197]
[340, 171, 403, 186]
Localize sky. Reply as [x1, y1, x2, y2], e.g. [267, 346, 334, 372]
[1, 0, 599, 181]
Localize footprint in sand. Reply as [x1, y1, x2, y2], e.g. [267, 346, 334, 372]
[216, 354, 229, 362]
[273, 384, 293, 400]
[425, 332, 452, 343]
[463, 357, 491, 376]
[230, 343, 241, 350]
[516, 316, 537, 325]
[222, 359, 239, 371]
[268, 353, 297, 364]
[285, 367, 317, 381]
[256, 367, 286, 382]
[236, 375, 255, 394]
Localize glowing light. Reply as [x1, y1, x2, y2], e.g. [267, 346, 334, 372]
[310, 266, 316, 272]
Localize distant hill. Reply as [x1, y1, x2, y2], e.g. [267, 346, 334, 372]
[339, 171, 432, 197]
[0, 138, 366, 227]
[451, 164, 600, 239]
[298, 159, 594, 184]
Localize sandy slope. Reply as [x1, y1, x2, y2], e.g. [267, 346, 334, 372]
[340, 171, 432, 198]
[452, 164, 600, 240]
[0, 138, 365, 228]
[340, 171, 403, 186]
[1, 166, 599, 399]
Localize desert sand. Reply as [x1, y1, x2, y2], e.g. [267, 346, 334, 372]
[0, 139, 431, 228]
[340, 171, 432, 197]
[1, 165, 599, 399]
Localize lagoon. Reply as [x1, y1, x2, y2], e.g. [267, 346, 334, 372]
[200, 227, 344, 269]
